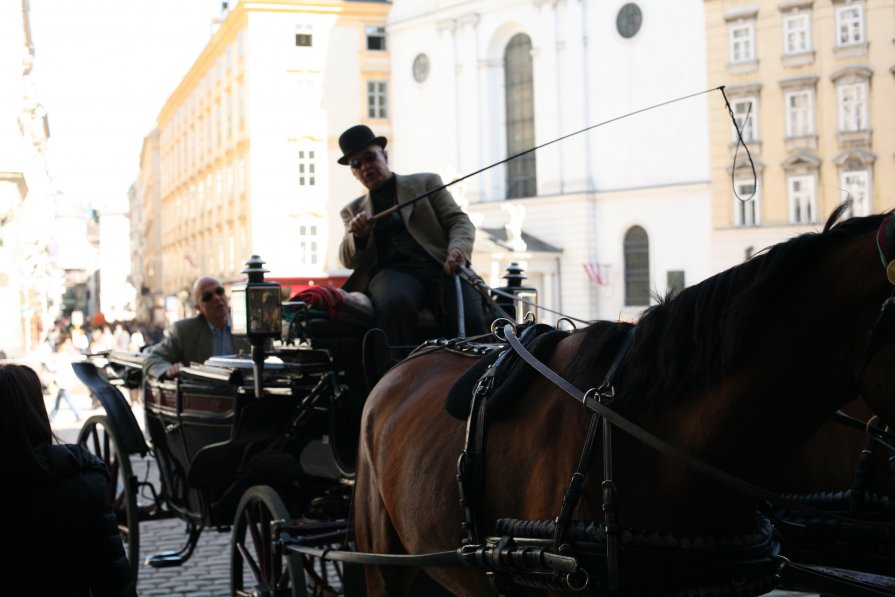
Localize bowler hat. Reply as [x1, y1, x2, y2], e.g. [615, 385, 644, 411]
[337, 125, 387, 165]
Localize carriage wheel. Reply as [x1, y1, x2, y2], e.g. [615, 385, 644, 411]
[77, 415, 140, 582]
[231, 485, 307, 597]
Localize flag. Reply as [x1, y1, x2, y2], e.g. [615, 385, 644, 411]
[583, 263, 610, 286]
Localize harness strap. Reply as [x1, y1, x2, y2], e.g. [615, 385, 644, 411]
[832, 410, 895, 449]
[458, 323, 558, 548]
[777, 560, 895, 597]
[500, 323, 893, 528]
[552, 328, 635, 552]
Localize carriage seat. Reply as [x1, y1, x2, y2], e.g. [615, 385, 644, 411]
[290, 287, 442, 343]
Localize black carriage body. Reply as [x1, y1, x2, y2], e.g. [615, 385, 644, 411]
[141, 341, 361, 528]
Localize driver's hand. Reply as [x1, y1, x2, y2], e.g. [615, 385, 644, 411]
[443, 248, 467, 275]
[347, 212, 373, 238]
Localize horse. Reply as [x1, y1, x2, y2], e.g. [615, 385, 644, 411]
[353, 207, 895, 596]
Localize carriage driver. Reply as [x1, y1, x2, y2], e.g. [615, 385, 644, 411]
[143, 276, 251, 380]
[337, 124, 487, 358]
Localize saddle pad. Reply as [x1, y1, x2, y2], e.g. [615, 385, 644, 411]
[444, 328, 568, 422]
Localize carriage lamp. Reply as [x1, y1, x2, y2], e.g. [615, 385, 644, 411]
[494, 262, 538, 323]
[231, 255, 282, 398]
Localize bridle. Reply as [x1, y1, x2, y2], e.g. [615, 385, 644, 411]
[852, 213, 895, 384]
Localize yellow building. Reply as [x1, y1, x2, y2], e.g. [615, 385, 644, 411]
[150, 0, 391, 300]
[705, 0, 895, 270]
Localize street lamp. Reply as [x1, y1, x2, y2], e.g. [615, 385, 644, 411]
[495, 262, 538, 323]
[231, 255, 281, 398]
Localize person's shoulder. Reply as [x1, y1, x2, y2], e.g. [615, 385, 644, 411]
[31, 443, 109, 482]
[398, 172, 443, 186]
[343, 194, 367, 212]
[173, 315, 207, 334]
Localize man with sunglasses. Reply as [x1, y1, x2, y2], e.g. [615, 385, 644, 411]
[336, 124, 486, 361]
[143, 276, 250, 379]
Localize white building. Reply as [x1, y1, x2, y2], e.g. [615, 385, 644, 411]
[0, 0, 60, 356]
[386, 0, 712, 323]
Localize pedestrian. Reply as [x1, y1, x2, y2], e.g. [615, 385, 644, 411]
[0, 363, 136, 596]
[48, 338, 82, 422]
[336, 124, 486, 359]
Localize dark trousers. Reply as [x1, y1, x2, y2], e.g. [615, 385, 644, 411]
[368, 268, 487, 349]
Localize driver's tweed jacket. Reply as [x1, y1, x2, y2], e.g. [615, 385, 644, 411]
[143, 314, 251, 379]
[338, 172, 475, 293]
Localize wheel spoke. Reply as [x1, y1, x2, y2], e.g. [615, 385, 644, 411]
[90, 427, 101, 457]
[237, 541, 264, 585]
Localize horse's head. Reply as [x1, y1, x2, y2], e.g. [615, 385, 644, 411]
[851, 212, 895, 427]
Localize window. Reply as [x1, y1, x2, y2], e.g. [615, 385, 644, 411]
[297, 149, 316, 187]
[788, 175, 816, 224]
[729, 22, 755, 63]
[841, 171, 870, 217]
[616, 3, 643, 38]
[782, 13, 811, 54]
[366, 26, 386, 51]
[238, 84, 245, 127]
[731, 97, 757, 143]
[624, 226, 650, 306]
[504, 33, 536, 199]
[237, 154, 247, 195]
[733, 179, 760, 226]
[295, 24, 312, 47]
[785, 89, 814, 137]
[293, 77, 316, 104]
[838, 82, 867, 132]
[366, 81, 388, 118]
[835, 4, 864, 46]
[666, 270, 685, 298]
[297, 223, 319, 266]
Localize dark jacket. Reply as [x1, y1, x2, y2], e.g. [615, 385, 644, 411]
[143, 313, 251, 379]
[6, 443, 136, 597]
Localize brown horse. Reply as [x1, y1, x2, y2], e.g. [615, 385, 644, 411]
[354, 208, 895, 596]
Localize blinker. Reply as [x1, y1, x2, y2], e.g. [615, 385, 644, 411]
[887, 261, 895, 286]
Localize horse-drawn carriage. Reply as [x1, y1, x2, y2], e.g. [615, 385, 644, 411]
[74, 210, 895, 596]
[74, 306, 369, 594]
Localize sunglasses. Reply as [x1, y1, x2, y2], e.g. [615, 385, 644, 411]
[200, 286, 226, 303]
[350, 152, 379, 169]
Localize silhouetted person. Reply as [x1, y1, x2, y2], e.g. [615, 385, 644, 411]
[0, 363, 136, 596]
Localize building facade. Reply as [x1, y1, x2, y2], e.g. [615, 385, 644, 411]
[0, 0, 66, 356]
[387, 0, 713, 323]
[147, 0, 391, 304]
[705, 0, 895, 271]
[131, 128, 164, 324]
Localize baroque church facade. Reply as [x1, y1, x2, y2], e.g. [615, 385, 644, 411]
[384, 0, 713, 322]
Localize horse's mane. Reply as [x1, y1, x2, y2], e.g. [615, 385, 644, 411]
[563, 207, 885, 414]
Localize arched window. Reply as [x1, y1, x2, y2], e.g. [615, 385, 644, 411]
[504, 33, 536, 199]
[624, 226, 650, 306]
